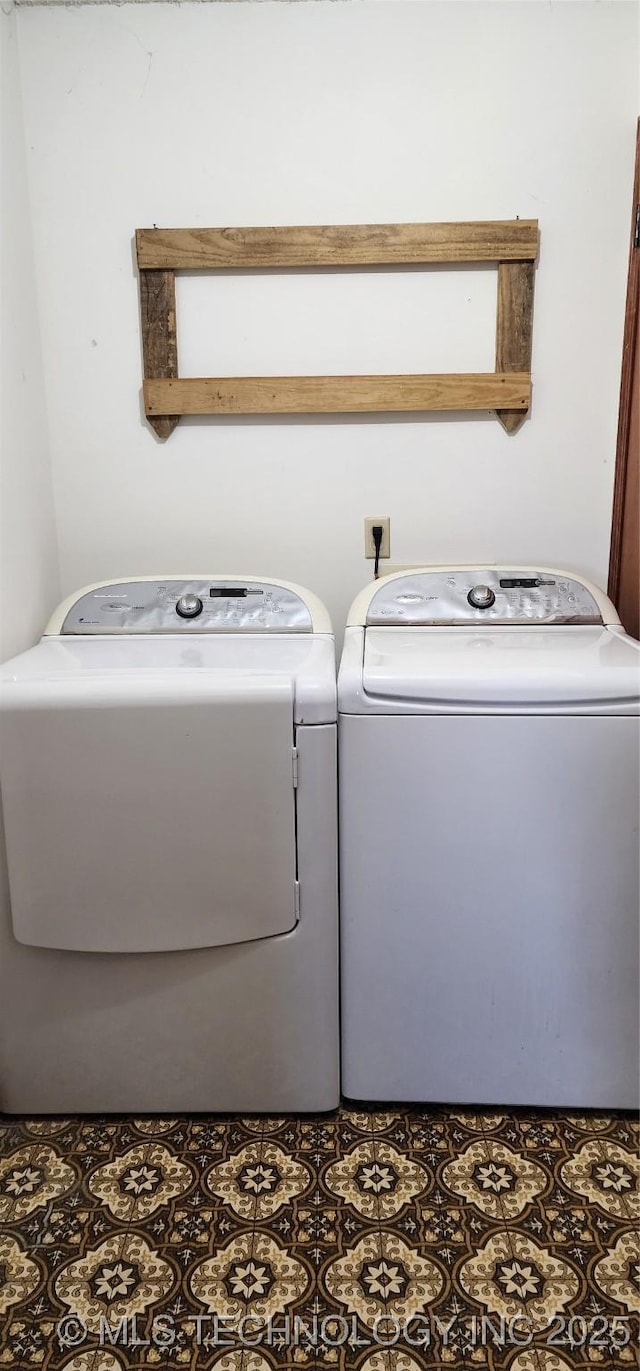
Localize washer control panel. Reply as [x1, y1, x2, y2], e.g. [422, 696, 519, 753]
[61, 581, 313, 634]
[367, 570, 603, 626]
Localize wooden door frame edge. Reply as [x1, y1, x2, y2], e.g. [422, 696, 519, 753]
[608, 118, 640, 603]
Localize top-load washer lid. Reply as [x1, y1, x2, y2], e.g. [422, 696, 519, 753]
[0, 577, 335, 954]
[361, 626, 640, 709]
[340, 567, 640, 712]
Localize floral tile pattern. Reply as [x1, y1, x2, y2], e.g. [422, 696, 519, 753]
[0, 1108, 637, 1368]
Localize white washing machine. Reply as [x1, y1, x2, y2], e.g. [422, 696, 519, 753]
[0, 576, 339, 1112]
[339, 566, 640, 1109]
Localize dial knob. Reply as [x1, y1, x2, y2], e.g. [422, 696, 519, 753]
[468, 584, 496, 610]
[176, 593, 203, 619]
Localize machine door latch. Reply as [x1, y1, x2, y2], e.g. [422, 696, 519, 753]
[292, 747, 299, 788]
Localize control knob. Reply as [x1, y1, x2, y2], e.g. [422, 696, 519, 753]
[468, 584, 496, 610]
[176, 593, 203, 619]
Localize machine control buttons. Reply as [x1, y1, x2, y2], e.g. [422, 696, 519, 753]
[60, 581, 314, 633]
[468, 585, 496, 609]
[366, 570, 604, 626]
[176, 594, 203, 619]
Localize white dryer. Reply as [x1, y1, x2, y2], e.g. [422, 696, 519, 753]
[339, 566, 640, 1109]
[0, 576, 338, 1112]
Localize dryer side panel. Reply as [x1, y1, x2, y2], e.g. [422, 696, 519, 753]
[1, 676, 298, 951]
[339, 713, 640, 1108]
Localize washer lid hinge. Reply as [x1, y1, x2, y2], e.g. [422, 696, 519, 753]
[292, 747, 299, 788]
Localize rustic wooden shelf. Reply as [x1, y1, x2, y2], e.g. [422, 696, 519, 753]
[135, 220, 539, 438]
[144, 373, 531, 417]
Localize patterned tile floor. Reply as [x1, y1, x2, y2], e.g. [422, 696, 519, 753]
[0, 1108, 638, 1370]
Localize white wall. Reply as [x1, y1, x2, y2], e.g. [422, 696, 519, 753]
[0, 3, 61, 1100]
[15, 0, 638, 634]
[1, 4, 60, 662]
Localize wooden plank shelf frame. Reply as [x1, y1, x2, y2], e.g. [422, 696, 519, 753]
[136, 220, 539, 437]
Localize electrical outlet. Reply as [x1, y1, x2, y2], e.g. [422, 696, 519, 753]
[364, 517, 391, 560]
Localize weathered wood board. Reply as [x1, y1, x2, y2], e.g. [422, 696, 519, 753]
[144, 373, 531, 417]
